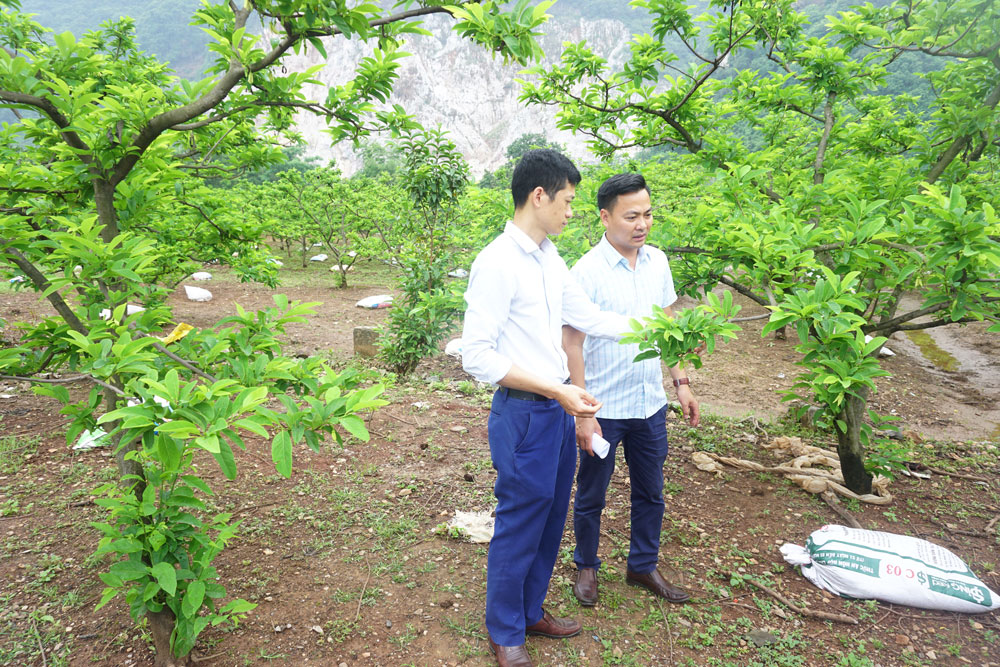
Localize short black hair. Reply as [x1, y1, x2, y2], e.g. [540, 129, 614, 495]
[510, 149, 581, 209]
[597, 173, 650, 213]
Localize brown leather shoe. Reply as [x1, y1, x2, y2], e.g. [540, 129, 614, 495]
[626, 568, 690, 603]
[573, 568, 598, 606]
[525, 609, 582, 638]
[488, 637, 533, 667]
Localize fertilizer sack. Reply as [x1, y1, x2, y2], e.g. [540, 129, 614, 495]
[781, 524, 1000, 613]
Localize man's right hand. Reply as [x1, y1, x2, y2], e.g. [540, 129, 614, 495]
[553, 383, 603, 418]
[575, 416, 602, 456]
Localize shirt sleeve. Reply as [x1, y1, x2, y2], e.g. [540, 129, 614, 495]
[461, 249, 515, 384]
[564, 258, 591, 325]
[562, 265, 631, 340]
[661, 253, 678, 309]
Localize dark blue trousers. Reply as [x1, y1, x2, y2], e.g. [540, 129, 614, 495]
[573, 404, 669, 574]
[486, 389, 576, 645]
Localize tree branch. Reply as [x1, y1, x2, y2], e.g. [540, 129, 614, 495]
[926, 55, 1000, 184]
[891, 317, 980, 332]
[0, 90, 92, 160]
[865, 297, 1000, 334]
[716, 275, 769, 307]
[0, 373, 126, 396]
[112, 4, 457, 185]
[813, 92, 837, 185]
[0, 242, 88, 335]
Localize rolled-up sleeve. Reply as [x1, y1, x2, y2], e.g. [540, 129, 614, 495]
[562, 269, 631, 340]
[461, 251, 515, 384]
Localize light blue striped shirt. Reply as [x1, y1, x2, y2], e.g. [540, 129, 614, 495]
[568, 235, 678, 420]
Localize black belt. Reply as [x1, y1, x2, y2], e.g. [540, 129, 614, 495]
[500, 387, 549, 401]
[499, 381, 568, 402]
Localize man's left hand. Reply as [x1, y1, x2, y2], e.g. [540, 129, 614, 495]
[677, 384, 700, 427]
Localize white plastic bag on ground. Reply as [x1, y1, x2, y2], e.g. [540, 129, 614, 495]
[444, 510, 494, 543]
[864, 334, 895, 357]
[309, 253, 328, 262]
[183, 285, 213, 302]
[190, 271, 212, 281]
[444, 338, 463, 358]
[781, 524, 1000, 613]
[356, 294, 393, 309]
[99, 304, 145, 320]
[265, 258, 283, 267]
[73, 428, 109, 451]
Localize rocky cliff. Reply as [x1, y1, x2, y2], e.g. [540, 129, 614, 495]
[284, 15, 632, 176]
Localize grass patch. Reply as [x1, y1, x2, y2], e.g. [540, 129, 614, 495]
[0, 434, 40, 474]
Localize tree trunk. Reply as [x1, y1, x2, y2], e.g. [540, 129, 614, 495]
[834, 391, 874, 495]
[148, 607, 189, 667]
[93, 178, 119, 244]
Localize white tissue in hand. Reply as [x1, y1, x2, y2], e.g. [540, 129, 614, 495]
[591, 433, 611, 459]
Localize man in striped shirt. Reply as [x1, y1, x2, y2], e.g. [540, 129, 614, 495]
[563, 172, 700, 607]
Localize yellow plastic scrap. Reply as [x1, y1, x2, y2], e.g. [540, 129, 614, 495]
[158, 322, 194, 345]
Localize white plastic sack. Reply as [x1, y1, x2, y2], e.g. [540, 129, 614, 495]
[309, 253, 328, 262]
[448, 268, 468, 278]
[183, 285, 213, 302]
[781, 524, 1000, 613]
[99, 304, 146, 320]
[444, 338, 463, 358]
[356, 294, 393, 309]
[329, 264, 353, 272]
[265, 258, 283, 267]
[864, 334, 895, 357]
[190, 271, 212, 281]
[127, 396, 172, 410]
[73, 428, 109, 451]
[444, 510, 495, 543]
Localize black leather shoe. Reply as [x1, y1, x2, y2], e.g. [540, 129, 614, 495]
[573, 568, 598, 606]
[525, 609, 582, 638]
[488, 637, 533, 667]
[626, 568, 690, 603]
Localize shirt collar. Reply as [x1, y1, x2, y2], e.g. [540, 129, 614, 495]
[597, 234, 648, 269]
[505, 221, 556, 256]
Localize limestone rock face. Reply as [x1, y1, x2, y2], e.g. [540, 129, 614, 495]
[283, 16, 631, 176]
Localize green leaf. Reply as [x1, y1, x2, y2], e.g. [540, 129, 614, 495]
[150, 562, 176, 596]
[338, 415, 370, 442]
[181, 580, 205, 619]
[213, 439, 238, 480]
[110, 559, 148, 582]
[234, 418, 269, 438]
[271, 431, 292, 478]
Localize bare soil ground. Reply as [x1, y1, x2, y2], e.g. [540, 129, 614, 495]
[1, 261, 998, 667]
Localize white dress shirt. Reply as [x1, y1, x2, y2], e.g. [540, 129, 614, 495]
[570, 235, 678, 419]
[462, 222, 631, 385]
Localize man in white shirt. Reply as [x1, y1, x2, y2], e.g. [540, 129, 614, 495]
[562, 173, 700, 608]
[462, 150, 631, 667]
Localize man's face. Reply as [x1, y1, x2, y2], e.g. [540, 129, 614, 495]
[601, 188, 652, 256]
[538, 182, 576, 236]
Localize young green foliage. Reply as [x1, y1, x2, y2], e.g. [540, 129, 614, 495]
[621, 290, 742, 369]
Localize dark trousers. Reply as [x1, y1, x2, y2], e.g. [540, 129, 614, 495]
[485, 389, 576, 645]
[573, 404, 669, 574]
